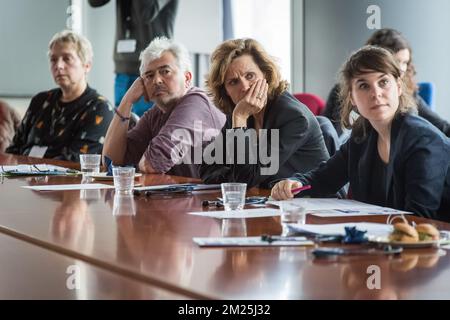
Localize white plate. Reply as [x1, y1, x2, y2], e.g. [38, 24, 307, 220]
[368, 235, 448, 249]
[91, 172, 142, 181]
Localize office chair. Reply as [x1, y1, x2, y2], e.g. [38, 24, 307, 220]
[293, 93, 326, 115]
[316, 116, 340, 157]
[128, 112, 140, 130]
[418, 82, 435, 110]
[315, 115, 348, 198]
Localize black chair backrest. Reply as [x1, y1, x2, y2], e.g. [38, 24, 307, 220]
[128, 112, 140, 130]
[316, 115, 340, 157]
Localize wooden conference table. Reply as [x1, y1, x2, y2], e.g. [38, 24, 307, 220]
[1, 153, 450, 299]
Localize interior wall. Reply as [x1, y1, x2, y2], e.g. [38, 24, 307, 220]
[0, 0, 69, 96]
[82, 0, 116, 103]
[303, 0, 450, 120]
[83, 0, 222, 104]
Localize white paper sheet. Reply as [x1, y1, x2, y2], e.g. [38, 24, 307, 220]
[188, 208, 280, 219]
[311, 208, 412, 217]
[23, 183, 115, 191]
[267, 198, 412, 217]
[289, 222, 393, 237]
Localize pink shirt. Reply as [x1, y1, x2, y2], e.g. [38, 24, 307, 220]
[124, 87, 225, 178]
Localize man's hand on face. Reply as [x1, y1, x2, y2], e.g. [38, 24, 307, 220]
[121, 77, 147, 107]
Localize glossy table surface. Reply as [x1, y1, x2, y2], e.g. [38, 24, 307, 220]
[1, 153, 450, 299]
[0, 233, 188, 299]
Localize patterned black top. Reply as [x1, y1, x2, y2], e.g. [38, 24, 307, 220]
[6, 86, 114, 162]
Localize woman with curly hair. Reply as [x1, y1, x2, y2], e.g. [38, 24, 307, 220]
[200, 38, 329, 188]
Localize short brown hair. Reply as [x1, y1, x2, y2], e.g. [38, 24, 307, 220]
[339, 46, 417, 139]
[206, 38, 288, 114]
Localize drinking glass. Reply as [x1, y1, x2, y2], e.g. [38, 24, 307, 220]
[112, 166, 135, 195]
[221, 183, 247, 211]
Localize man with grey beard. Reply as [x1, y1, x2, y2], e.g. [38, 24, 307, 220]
[102, 37, 225, 178]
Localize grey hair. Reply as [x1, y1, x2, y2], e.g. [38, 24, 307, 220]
[139, 37, 192, 75]
[48, 30, 93, 65]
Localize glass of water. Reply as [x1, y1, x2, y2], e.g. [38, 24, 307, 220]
[279, 200, 307, 236]
[221, 183, 247, 211]
[112, 166, 135, 195]
[79, 154, 101, 177]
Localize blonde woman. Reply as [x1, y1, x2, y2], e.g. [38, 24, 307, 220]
[6, 30, 113, 161]
[200, 38, 329, 188]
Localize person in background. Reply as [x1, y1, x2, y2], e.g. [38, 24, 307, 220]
[323, 28, 450, 137]
[200, 38, 329, 188]
[0, 100, 20, 152]
[271, 46, 450, 222]
[102, 37, 225, 178]
[88, 0, 179, 117]
[6, 30, 113, 162]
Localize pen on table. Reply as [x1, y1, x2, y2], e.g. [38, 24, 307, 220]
[261, 234, 307, 243]
[335, 209, 359, 214]
[291, 185, 311, 194]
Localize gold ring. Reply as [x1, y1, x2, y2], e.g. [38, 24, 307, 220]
[256, 96, 263, 99]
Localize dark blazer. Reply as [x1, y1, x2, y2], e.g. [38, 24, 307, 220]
[200, 91, 330, 188]
[291, 113, 450, 221]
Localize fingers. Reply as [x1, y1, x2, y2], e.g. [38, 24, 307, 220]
[252, 79, 264, 100]
[248, 79, 268, 111]
[140, 77, 150, 102]
[263, 81, 268, 98]
[271, 180, 302, 200]
[234, 79, 269, 119]
[281, 180, 301, 199]
[271, 180, 289, 200]
[122, 77, 145, 105]
[253, 79, 267, 101]
[138, 156, 147, 173]
[245, 79, 267, 101]
[260, 81, 269, 107]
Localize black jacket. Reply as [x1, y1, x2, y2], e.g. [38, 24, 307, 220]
[200, 91, 330, 188]
[291, 113, 450, 221]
